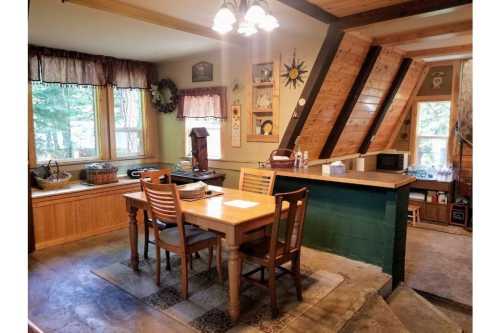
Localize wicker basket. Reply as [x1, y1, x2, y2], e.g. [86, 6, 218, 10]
[177, 182, 208, 200]
[35, 160, 72, 190]
[86, 164, 118, 185]
[269, 149, 295, 168]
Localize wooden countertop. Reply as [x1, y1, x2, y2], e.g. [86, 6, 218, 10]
[264, 166, 416, 189]
[31, 178, 140, 199]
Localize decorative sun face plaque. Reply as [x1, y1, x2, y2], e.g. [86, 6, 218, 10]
[281, 49, 308, 89]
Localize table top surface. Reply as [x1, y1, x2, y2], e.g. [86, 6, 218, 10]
[261, 166, 416, 189]
[124, 185, 286, 226]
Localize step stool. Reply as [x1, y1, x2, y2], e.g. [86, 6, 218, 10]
[408, 204, 421, 227]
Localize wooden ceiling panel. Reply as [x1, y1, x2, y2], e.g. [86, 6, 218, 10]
[368, 61, 425, 151]
[331, 47, 403, 157]
[306, 0, 411, 17]
[298, 33, 371, 159]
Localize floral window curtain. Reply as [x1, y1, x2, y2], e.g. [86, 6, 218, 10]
[177, 87, 227, 119]
[28, 45, 155, 88]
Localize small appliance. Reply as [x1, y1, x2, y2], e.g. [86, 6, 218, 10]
[376, 153, 408, 172]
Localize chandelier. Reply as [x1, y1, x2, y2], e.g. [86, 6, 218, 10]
[212, 0, 279, 36]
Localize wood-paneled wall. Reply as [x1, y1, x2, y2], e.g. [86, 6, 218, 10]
[331, 47, 403, 156]
[298, 33, 371, 159]
[368, 61, 426, 151]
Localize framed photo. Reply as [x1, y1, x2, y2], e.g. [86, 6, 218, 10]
[252, 62, 273, 84]
[192, 61, 213, 82]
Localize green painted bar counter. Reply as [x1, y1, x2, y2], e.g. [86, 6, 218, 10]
[267, 167, 416, 288]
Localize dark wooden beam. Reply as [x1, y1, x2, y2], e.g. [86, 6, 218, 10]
[406, 44, 472, 58]
[277, 0, 337, 23]
[358, 58, 413, 154]
[319, 46, 382, 159]
[279, 24, 344, 150]
[337, 0, 472, 30]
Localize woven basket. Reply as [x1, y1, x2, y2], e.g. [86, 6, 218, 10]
[35, 160, 72, 190]
[86, 166, 118, 185]
[177, 182, 208, 200]
[269, 149, 295, 168]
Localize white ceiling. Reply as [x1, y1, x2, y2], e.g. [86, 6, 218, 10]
[28, 0, 326, 63]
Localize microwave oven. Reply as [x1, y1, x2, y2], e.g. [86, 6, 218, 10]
[376, 153, 408, 171]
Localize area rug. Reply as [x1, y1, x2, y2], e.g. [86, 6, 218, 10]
[92, 252, 344, 333]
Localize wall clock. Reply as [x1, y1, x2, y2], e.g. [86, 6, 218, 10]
[281, 49, 308, 89]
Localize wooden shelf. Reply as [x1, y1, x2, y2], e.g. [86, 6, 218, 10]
[247, 134, 279, 143]
[253, 108, 273, 113]
[253, 82, 273, 87]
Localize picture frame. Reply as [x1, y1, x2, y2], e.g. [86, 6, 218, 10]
[252, 62, 273, 84]
[192, 61, 213, 82]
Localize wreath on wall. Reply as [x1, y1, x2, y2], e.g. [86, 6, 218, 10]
[150, 78, 179, 113]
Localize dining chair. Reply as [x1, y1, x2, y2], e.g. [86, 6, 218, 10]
[142, 181, 223, 298]
[140, 168, 173, 262]
[239, 168, 276, 195]
[238, 187, 310, 318]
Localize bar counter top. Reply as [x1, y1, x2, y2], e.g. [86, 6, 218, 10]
[263, 166, 416, 189]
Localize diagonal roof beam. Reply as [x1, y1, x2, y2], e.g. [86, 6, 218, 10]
[359, 58, 413, 154]
[279, 24, 344, 150]
[337, 0, 472, 30]
[63, 0, 245, 45]
[319, 46, 382, 159]
[277, 0, 338, 23]
[374, 20, 472, 46]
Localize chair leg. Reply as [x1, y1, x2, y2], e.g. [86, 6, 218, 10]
[216, 237, 223, 283]
[417, 209, 421, 224]
[190, 253, 194, 270]
[165, 250, 170, 271]
[155, 245, 161, 286]
[180, 254, 189, 299]
[143, 214, 149, 260]
[268, 266, 278, 318]
[412, 211, 416, 227]
[208, 246, 213, 272]
[292, 255, 303, 301]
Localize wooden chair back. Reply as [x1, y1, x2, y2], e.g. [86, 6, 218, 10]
[239, 168, 276, 195]
[140, 168, 172, 190]
[269, 187, 309, 262]
[142, 181, 186, 248]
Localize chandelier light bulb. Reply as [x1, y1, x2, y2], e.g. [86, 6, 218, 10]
[245, 4, 267, 24]
[214, 6, 236, 26]
[237, 20, 257, 36]
[258, 14, 279, 32]
[212, 23, 234, 34]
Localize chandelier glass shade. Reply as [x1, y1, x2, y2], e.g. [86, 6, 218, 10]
[212, 0, 279, 36]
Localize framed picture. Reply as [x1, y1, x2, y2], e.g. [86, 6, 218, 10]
[252, 62, 273, 84]
[192, 61, 213, 82]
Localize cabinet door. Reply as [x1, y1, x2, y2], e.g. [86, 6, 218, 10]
[423, 204, 438, 221]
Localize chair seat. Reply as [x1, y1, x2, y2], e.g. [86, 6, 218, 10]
[239, 236, 286, 260]
[159, 225, 217, 246]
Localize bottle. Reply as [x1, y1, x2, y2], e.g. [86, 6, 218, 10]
[296, 150, 303, 169]
[303, 151, 309, 169]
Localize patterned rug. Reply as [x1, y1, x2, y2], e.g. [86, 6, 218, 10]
[92, 252, 344, 333]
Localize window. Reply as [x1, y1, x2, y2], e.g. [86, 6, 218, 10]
[415, 101, 451, 168]
[185, 118, 222, 159]
[31, 82, 99, 163]
[113, 88, 145, 157]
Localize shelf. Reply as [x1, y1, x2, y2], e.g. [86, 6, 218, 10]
[253, 108, 273, 113]
[253, 82, 273, 87]
[247, 134, 279, 143]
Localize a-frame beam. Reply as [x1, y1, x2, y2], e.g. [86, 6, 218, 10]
[406, 44, 472, 58]
[319, 46, 382, 159]
[374, 20, 472, 46]
[337, 0, 472, 30]
[63, 0, 245, 44]
[279, 24, 345, 150]
[277, 0, 337, 23]
[359, 58, 413, 154]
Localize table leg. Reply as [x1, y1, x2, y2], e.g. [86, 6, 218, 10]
[227, 244, 241, 322]
[127, 201, 139, 271]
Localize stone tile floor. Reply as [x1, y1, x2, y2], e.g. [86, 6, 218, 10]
[29, 228, 390, 333]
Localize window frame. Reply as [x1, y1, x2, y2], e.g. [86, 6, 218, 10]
[28, 83, 157, 168]
[184, 117, 223, 160]
[412, 97, 453, 168]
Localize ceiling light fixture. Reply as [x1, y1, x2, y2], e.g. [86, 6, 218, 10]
[212, 0, 279, 37]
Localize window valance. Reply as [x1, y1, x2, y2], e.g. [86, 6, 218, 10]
[28, 45, 155, 89]
[177, 86, 227, 119]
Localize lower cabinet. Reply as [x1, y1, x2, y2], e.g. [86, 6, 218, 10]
[409, 199, 449, 224]
[32, 182, 143, 250]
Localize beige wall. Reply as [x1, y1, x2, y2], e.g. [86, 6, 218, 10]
[155, 32, 326, 184]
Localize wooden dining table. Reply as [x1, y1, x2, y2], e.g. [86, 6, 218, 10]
[123, 185, 288, 322]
